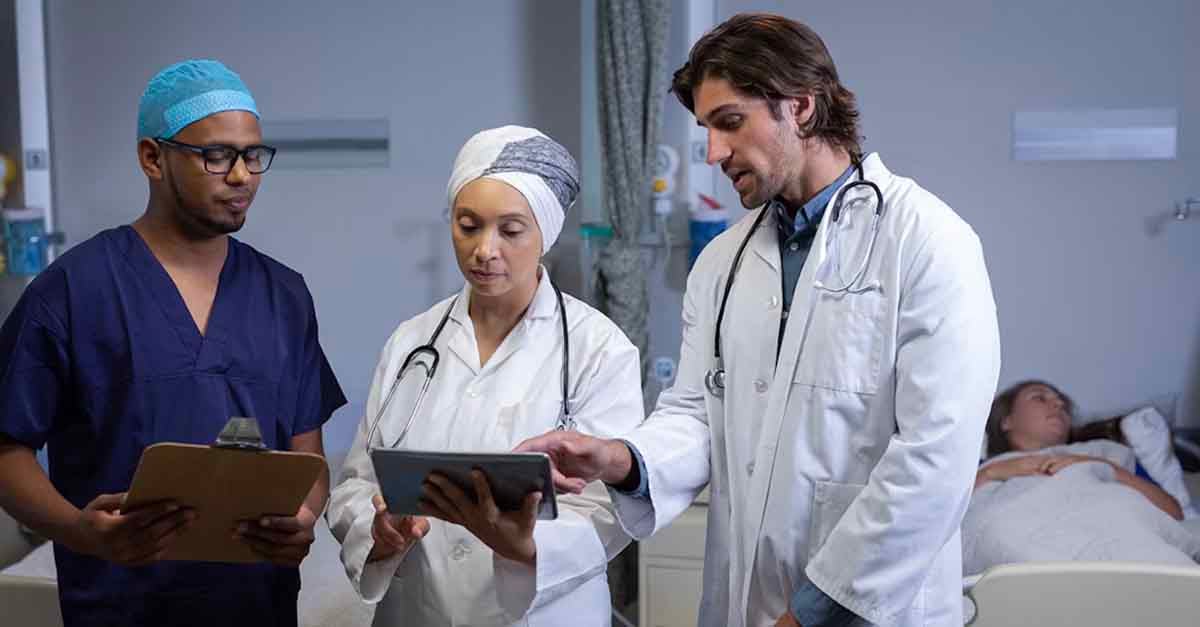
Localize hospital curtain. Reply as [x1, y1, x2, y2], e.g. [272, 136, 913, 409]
[596, 0, 670, 382]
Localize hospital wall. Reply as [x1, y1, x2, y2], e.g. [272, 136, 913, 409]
[694, 0, 1200, 426]
[41, 0, 582, 453]
[34, 0, 1200, 455]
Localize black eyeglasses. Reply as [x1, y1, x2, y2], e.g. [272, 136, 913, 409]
[156, 138, 277, 175]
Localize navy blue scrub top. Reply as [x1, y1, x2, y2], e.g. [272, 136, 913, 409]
[0, 225, 347, 627]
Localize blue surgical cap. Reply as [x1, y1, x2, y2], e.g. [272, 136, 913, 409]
[137, 59, 260, 140]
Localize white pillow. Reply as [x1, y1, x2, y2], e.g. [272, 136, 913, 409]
[1120, 406, 1198, 519]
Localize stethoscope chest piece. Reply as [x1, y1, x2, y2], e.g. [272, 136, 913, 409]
[704, 359, 727, 397]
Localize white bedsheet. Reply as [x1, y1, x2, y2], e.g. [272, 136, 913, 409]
[962, 441, 1200, 576]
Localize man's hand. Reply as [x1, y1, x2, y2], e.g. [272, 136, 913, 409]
[774, 611, 802, 627]
[513, 431, 633, 493]
[419, 470, 540, 566]
[369, 494, 430, 563]
[234, 504, 319, 567]
[73, 493, 195, 567]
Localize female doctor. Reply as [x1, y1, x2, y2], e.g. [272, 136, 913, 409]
[327, 126, 641, 626]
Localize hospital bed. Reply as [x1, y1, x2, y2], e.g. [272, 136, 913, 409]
[0, 574, 61, 626]
[962, 430, 1200, 627]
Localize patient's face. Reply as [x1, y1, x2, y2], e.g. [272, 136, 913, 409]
[1003, 384, 1071, 451]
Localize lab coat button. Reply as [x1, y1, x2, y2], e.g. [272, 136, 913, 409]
[467, 388, 479, 398]
[451, 543, 468, 560]
[753, 379, 768, 393]
[746, 462, 755, 476]
[768, 296, 779, 309]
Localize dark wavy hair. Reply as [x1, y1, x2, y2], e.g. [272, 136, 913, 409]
[670, 13, 862, 158]
[985, 380, 1076, 457]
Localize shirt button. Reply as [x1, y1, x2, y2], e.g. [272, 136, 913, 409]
[788, 242, 800, 252]
[754, 379, 768, 394]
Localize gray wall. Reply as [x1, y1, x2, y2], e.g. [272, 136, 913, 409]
[674, 0, 1200, 424]
[43, 0, 581, 453]
[38, 0, 1200, 446]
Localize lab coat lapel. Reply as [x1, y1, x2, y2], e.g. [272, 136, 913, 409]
[446, 285, 480, 375]
[748, 207, 781, 275]
[735, 201, 832, 614]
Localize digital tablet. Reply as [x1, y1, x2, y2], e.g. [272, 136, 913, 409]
[370, 449, 558, 520]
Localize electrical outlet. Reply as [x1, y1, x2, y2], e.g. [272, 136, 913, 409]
[652, 356, 677, 384]
[24, 149, 49, 171]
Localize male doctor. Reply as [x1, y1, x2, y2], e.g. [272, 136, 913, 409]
[518, 13, 1001, 627]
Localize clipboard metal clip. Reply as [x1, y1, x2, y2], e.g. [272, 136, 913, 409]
[213, 417, 268, 451]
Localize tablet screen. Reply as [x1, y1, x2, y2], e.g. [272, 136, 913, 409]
[370, 449, 558, 520]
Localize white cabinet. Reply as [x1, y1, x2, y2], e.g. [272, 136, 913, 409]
[642, 558, 704, 627]
[639, 498, 709, 627]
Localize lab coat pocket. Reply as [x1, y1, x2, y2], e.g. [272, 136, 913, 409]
[793, 287, 884, 394]
[807, 480, 866, 561]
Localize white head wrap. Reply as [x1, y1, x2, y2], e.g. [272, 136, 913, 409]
[447, 125, 580, 253]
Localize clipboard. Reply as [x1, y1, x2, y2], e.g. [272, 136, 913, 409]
[122, 418, 325, 563]
[371, 449, 558, 520]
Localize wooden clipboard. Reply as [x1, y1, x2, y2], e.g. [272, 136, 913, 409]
[123, 442, 325, 563]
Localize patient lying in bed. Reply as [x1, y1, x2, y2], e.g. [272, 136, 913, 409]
[962, 380, 1200, 575]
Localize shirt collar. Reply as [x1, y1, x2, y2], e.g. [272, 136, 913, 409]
[773, 163, 857, 239]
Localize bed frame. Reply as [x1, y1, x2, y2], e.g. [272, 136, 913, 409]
[964, 561, 1200, 626]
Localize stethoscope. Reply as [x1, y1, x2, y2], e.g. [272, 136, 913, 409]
[367, 283, 573, 449]
[703, 160, 885, 398]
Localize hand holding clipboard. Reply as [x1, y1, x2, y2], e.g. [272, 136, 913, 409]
[122, 418, 325, 564]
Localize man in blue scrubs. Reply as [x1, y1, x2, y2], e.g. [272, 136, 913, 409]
[0, 60, 347, 626]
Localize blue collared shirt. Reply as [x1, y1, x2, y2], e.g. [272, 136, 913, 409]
[773, 164, 856, 318]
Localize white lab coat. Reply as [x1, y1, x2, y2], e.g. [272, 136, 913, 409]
[611, 154, 1001, 626]
[329, 272, 641, 626]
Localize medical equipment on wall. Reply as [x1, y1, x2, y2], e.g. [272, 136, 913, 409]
[704, 160, 885, 397]
[689, 192, 727, 268]
[0, 154, 14, 274]
[579, 222, 613, 305]
[652, 144, 678, 218]
[1174, 197, 1199, 221]
[3, 208, 51, 276]
[366, 284, 574, 448]
[0, 153, 15, 203]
